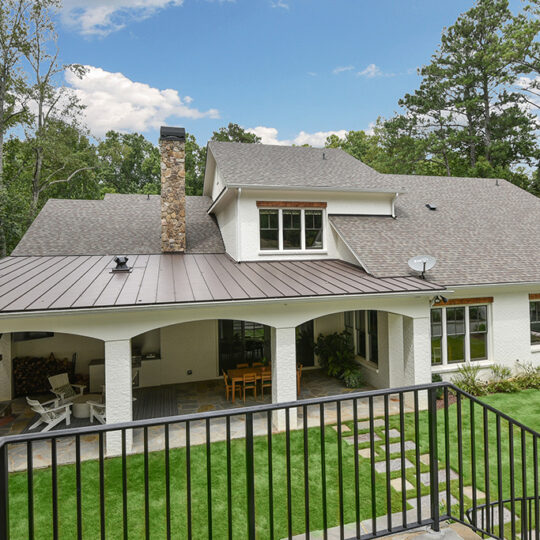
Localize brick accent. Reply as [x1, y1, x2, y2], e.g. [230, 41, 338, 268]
[434, 297, 493, 306]
[160, 137, 186, 252]
[256, 201, 327, 208]
[529, 293, 540, 300]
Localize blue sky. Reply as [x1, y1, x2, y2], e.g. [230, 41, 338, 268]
[56, 0, 520, 146]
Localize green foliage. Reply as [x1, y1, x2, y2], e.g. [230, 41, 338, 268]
[314, 332, 364, 388]
[486, 364, 520, 393]
[513, 361, 540, 389]
[211, 123, 261, 144]
[451, 364, 487, 396]
[431, 373, 444, 400]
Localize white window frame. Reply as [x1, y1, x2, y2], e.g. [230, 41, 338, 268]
[431, 303, 491, 369]
[345, 310, 379, 368]
[258, 207, 326, 253]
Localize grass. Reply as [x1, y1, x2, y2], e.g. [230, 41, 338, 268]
[7, 390, 539, 539]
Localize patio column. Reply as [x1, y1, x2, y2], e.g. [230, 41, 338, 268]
[403, 316, 431, 409]
[104, 339, 133, 455]
[271, 326, 297, 430]
[0, 333, 11, 401]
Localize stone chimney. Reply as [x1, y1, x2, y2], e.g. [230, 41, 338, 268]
[159, 126, 186, 253]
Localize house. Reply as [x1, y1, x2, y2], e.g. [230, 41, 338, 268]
[0, 126, 539, 452]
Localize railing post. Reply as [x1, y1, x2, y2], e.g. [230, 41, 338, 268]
[428, 386, 440, 532]
[0, 442, 9, 540]
[245, 412, 256, 540]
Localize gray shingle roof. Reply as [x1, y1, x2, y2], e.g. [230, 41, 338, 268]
[330, 174, 540, 286]
[208, 141, 403, 192]
[11, 194, 225, 256]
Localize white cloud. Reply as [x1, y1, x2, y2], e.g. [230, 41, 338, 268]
[65, 65, 219, 136]
[247, 126, 348, 147]
[332, 65, 355, 75]
[61, 0, 186, 36]
[357, 64, 383, 78]
[270, 0, 290, 9]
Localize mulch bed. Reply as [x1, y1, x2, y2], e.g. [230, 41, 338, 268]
[436, 392, 457, 409]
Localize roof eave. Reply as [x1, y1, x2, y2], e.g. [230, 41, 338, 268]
[223, 183, 407, 195]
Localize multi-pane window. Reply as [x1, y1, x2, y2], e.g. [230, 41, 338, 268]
[430, 304, 489, 366]
[345, 310, 378, 365]
[305, 210, 323, 249]
[258, 208, 324, 251]
[282, 210, 301, 250]
[531, 301, 540, 345]
[259, 210, 279, 250]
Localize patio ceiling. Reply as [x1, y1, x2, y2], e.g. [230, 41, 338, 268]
[0, 254, 444, 313]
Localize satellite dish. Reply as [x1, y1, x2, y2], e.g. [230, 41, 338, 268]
[408, 255, 436, 280]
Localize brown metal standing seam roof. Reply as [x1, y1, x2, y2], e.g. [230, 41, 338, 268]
[0, 255, 444, 313]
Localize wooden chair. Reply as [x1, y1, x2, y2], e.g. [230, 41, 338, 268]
[26, 397, 72, 432]
[237, 362, 249, 368]
[48, 373, 86, 404]
[223, 372, 241, 401]
[297, 364, 303, 394]
[88, 400, 106, 424]
[252, 362, 264, 367]
[260, 372, 272, 398]
[243, 373, 257, 402]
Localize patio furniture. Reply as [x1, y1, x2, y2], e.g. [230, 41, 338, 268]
[227, 366, 270, 403]
[260, 372, 272, 398]
[252, 362, 264, 367]
[26, 396, 72, 432]
[236, 362, 249, 368]
[242, 373, 257, 402]
[72, 394, 103, 419]
[297, 364, 303, 394]
[48, 372, 86, 404]
[223, 372, 241, 401]
[88, 399, 106, 424]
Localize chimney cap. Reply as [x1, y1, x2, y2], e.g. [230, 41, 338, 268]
[160, 126, 186, 141]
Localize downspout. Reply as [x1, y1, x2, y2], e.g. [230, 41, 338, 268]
[236, 188, 242, 260]
[391, 192, 399, 219]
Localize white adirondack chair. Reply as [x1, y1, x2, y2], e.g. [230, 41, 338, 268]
[26, 397, 72, 432]
[88, 400, 106, 424]
[48, 373, 86, 404]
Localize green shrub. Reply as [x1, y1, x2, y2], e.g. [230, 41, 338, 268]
[314, 331, 364, 388]
[486, 364, 519, 393]
[514, 361, 540, 389]
[491, 364, 512, 381]
[451, 364, 487, 396]
[431, 373, 444, 399]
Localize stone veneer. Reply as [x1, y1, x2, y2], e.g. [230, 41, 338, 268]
[160, 136, 186, 252]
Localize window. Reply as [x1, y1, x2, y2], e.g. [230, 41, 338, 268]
[258, 208, 324, 251]
[531, 301, 540, 345]
[259, 210, 279, 250]
[305, 210, 323, 249]
[430, 304, 489, 366]
[346, 310, 378, 365]
[282, 210, 301, 250]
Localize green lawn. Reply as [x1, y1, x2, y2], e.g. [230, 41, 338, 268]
[7, 390, 540, 539]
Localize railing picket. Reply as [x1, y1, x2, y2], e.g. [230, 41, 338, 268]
[0, 443, 9, 540]
[266, 411, 274, 540]
[27, 441, 34, 540]
[52, 437, 58, 540]
[522, 429, 528, 540]
[369, 396, 377, 536]
[206, 418, 213, 539]
[227, 416, 233, 540]
[384, 393, 392, 532]
[165, 424, 171, 540]
[510, 423, 516, 540]
[186, 420, 192, 540]
[457, 393, 464, 522]
[483, 407, 490, 534]
[534, 436, 539, 540]
[75, 435, 82, 540]
[303, 404, 310, 540]
[144, 426, 150, 540]
[245, 412, 256, 540]
[121, 429, 128, 540]
[399, 392, 407, 529]
[444, 387, 451, 517]
[353, 398, 361, 539]
[286, 408, 293, 540]
[99, 432, 105, 540]
[470, 400, 477, 530]
[337, 401, 344, 539]
[414, 390, 421, 524]
[496, 415, 504, 540]
[319, 402, 328, 539]
[428, 388, 439, 532]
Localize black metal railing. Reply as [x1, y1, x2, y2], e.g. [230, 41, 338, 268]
[0, 382, 537, 539]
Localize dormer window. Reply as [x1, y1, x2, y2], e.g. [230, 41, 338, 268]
[257, 202, 326, 252]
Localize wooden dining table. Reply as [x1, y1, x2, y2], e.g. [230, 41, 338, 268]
[227, 366, 270, 403]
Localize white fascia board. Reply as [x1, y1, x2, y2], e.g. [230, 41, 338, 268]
[206, 186, 231, 214]
[224, 183, 407, 195]
[202, 146, 216, 197]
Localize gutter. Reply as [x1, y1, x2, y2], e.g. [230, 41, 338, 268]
[223, 183, 407, 195]
[0, 287, 448, 320]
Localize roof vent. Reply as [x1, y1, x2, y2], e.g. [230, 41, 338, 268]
[112, 256, 130, 273]
[425, 203, 437, 211]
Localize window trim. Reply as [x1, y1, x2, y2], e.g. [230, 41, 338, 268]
[345, 310, 379, 367]
[431, 303, 491, 368]
[530, 300, 540, 346]
[258, 206, 326, 253]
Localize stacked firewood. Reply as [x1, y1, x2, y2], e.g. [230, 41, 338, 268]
[13, 353, 74, 397]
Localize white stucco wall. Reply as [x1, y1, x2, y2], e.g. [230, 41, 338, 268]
[214, 191, 238, 260]
[0, 333, 12, 401]
[160, 320, 219, 384]
[233, 188, 393, 262]
[12, 332, 104, 375]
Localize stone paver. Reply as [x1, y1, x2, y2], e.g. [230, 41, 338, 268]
[331, 424, 350, 433]
[358, 448, 372, 459]
[343, 433, 381, 445]
[391, 477, 414, 491]
[462, 486, 485, 500]
[419, 469, 459, 486]
[357, 418, 385, 430]
[419, 453, 431, 466]
[374, 457, 414, 473]
[381, 441, 416, 453]
[388, 428, 401, 438]
[409, 493, 458, 510]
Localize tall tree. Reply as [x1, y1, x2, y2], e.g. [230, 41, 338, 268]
[185, 133, 206, 196]
[211, 123, 261, 144]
